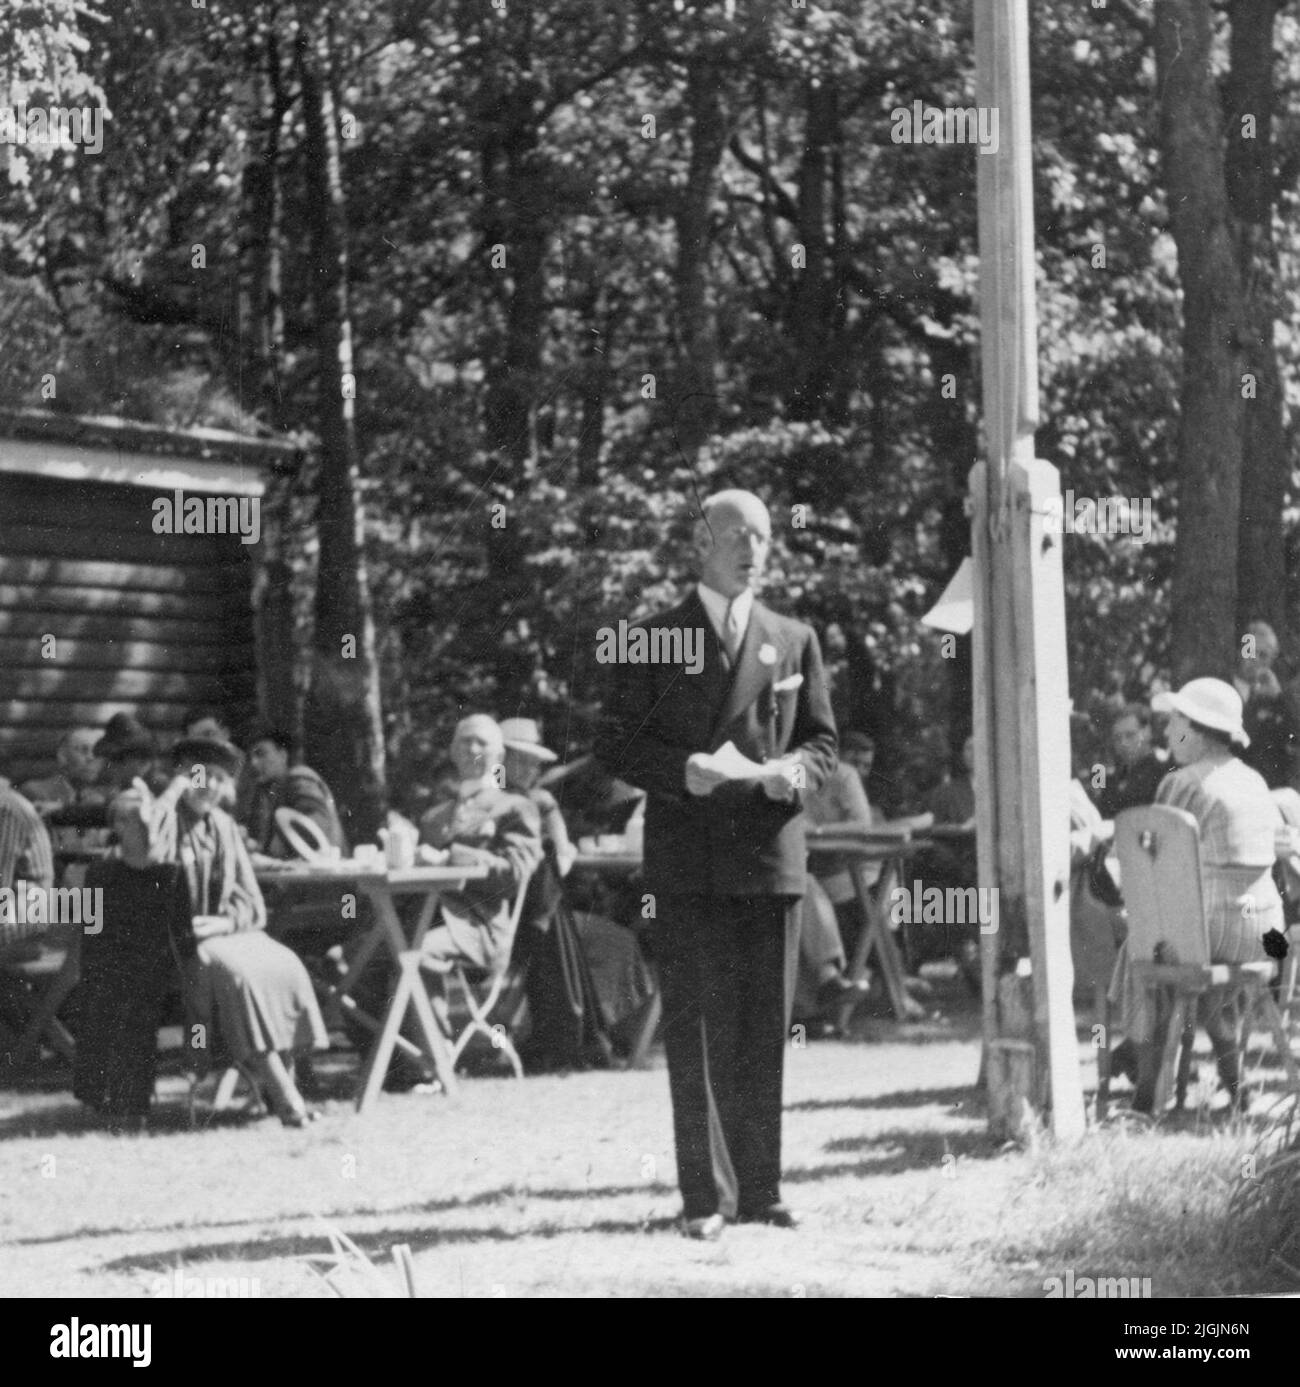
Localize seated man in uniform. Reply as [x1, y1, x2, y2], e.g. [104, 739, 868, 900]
[417, 715, 543, 971]
[338, 716, 542, 1089]
[245, 726, 346, 857]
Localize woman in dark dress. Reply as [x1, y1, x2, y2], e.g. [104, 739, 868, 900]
[113, 735, 327, 1125]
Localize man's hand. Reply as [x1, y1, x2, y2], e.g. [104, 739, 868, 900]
[447, 843, 482, 867]
[759, 758, 798, 803]
[685, 753, 728, 797]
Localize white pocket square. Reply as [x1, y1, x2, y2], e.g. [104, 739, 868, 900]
[773, 674, 804, 693]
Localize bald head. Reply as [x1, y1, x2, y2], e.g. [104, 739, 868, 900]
[695, 490, 772, 600]
[450, 715, 504, 781]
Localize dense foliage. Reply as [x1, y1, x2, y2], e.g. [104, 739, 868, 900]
[3, 0, 1298, 812]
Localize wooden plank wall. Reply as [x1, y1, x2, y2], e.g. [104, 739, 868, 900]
[0, 471, 258, 786]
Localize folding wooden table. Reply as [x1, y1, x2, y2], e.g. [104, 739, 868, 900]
[806, 831, 932, 1024]
[255, 861, 487, 1112]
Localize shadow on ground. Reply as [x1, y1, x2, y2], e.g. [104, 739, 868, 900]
[786, 1126, 1002, 1184]
[788, 1083, 979, 1114]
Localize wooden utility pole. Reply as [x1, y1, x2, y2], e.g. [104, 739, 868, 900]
[971, 0, 1084, 1139]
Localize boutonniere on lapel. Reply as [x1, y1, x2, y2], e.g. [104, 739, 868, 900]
[758, 643, 778, 667]
[767, 668, 802, 718]
[760, 657, 801, 727]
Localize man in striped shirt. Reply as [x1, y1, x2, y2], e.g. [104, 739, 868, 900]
[0, 785, 54, 901]
[0, 784, 57, 1032]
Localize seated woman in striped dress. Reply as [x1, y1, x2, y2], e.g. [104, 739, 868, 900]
[113, 734, 327, 1126]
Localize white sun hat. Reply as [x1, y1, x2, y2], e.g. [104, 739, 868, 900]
[498, 717, 559, 762]
[1151, 678, 1249, 749]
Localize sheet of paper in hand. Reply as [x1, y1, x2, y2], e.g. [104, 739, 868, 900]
[696, 741, 770, 785]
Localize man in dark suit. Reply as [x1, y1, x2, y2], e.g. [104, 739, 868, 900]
[1094, 704, 1167, 819]
[245, 725, 347, 858]
[595, 490, 837, 1240]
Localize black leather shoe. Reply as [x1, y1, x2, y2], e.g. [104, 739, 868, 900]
[280, 1106, 323, 1128]
[680, 1213, 726, 1241]
[736, 1203, 802, 1229]
[1109, 1039, 1138, 1085]
[816, 973, 870, 1010]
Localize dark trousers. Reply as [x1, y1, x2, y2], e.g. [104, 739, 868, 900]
[655, 894, 800, 1220]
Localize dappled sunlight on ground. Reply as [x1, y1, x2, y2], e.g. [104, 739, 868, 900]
[0, 971, 1293, 1297]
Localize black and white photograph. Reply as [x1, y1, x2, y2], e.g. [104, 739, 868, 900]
[0, 0, 1297, 1335]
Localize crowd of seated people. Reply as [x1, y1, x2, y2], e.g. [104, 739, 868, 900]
[10, 623, 1297, 1128]
[2, 710, 339, 1126]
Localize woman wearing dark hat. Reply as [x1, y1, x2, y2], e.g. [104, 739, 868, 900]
[113, 733, 327, 1125]
[95, 714, 164, 794]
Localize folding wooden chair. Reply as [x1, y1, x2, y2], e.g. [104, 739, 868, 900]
[0, 927, 79, 1071]
[1102, 804, 1300, 1116]
[419, 866, 536, 1079]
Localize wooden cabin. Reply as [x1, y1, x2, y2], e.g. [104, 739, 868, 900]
[0, 409, 300, 787]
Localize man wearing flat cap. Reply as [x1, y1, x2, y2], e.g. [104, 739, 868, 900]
[596, 489, 838, 1240]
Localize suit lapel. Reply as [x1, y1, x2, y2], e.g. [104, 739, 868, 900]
[673, 591, 731, 714]
[710, 602, 778, 745]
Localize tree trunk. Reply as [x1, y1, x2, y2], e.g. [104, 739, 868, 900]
[474, 6, 548, 706]
[789, 80, 836, 423]
[242, 17, 290, 430]
[481, 110, 546, 473]
[1155, 0, 1249, 682]
[827, 115, 851, 426]
[1225, 0, 1287, 644]
[575, 284, 609, 486]
[294, 16, 387, 843]
[672, 61, 725, 463]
